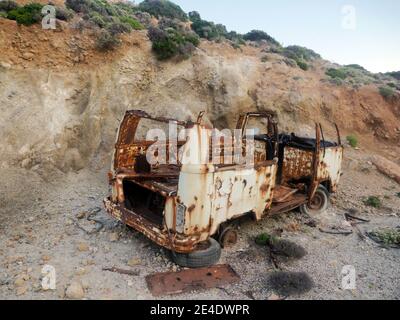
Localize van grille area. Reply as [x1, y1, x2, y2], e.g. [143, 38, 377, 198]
[123, 180, 166, 226]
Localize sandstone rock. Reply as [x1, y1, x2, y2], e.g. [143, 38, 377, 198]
[372, 156, 400, 184]
[77, 242, 90, 252]
[41, 255, 51, 262]
[16, 285, 28, 296]
[21, 52, 34, 61]
[0, 61, 11, 69]
[80, 279, 89, 290]
[76, 211, 86, 220]
[75, 267, 87, 276]
[109, 232, 119, 242]
[127, 258, 141, 267]
[14, 277, 25, 287]
[65, 281, 85, 300]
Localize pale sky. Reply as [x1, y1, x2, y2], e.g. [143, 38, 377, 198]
[146, 0, 400, 73]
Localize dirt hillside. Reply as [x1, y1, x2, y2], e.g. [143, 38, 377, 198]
[1, 18, 399, 178]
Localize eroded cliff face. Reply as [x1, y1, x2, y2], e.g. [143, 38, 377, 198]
[0, 20, 399, 179]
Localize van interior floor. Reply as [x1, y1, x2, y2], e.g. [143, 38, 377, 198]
[270, 185, 307, 215]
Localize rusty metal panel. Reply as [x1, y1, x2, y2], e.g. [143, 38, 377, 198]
[145, 265, 240, 297]
[281, 147, 313, 182]
[103, 197, 199, 253]
[317, 146, 344, 191]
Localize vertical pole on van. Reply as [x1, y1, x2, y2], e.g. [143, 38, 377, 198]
[308, 123, 321, 205]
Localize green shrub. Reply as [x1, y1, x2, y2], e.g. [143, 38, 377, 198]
[379, 86, 395, 99]
[345, 64, 366, 71]
[184, 32, 200, 46]
[231, 42, 241, 50]
[66, 0, 91, 13]
[369, 228, 400, 246]
[148, 26, 199, 60]
[67, 0, 145, 36]
[283, 45, 320, 61]
[225, 31, 244, 43]
[0, 0, 18, 12]
[326, 68, 347, 80]
[396, 192, 400, 198]
[132, 10, 152, 27]
[119, 16, 143, 30]
[255, 233, 273, 246]
[268, 46, 284, 54]
[189, 11, 225, 40]
[7, 3, 43, 26]
[106, 21, 132, 35]
[387, 82, 396, 88]
[261, 55, 269, 62]
[330, 78, 343, 86]
[243, 30, 280, 46]
[297, 60, 308, 71]
[88, 11, 106, 27]
[283, 58, 297, 68]
[95, 30, 121, 51]
[55, 6, 74, 21]
[0, 12, 7, 18]
[138, 0, 187, 21]
[364, 196, 382, 208]
[386, 71, 400, 80]
[346, 135, 358, 148]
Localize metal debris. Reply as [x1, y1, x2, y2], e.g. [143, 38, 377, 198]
[319, 227, 353, 235]
[102, 267, 140, 276]
[145, 264, 240, 297]
[345, 211, 370, 240]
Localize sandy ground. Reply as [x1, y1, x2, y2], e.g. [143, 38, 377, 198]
[0, 148, 399, 300]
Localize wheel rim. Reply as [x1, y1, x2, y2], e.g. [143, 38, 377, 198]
[309, 192, 324, 210]
[220, 229, 238, 248]
[304, 190, 328, 217]
[194, 240, 211, 251]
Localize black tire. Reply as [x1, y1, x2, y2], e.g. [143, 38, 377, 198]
[170, 238, 222, 269]
[300, 185, 330, 217]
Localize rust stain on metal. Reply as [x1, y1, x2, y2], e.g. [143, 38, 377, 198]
[145, 264, 240, 297]
[188, 204, 196, 213]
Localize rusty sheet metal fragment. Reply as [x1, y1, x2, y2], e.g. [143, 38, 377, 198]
[145, 264, 240, 297]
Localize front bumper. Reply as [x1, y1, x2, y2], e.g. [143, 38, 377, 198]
[103, 197, 199, 253]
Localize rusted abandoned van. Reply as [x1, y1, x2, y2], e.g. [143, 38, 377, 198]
[104, 110, 343, 268]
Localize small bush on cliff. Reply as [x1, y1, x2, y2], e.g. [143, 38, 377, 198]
[0, 0, 18, 12]
[326, 68, 347, 80]
[189, 11, 228, 41]
[243, 30, 280, 46]
[379, 86, 395, 99]
[119, 16, 144, 30]
[138, 0, 187, 21]
[88, 11, 106, 27]
[106, 21, 132, 35]
[345, 64, 366, 71]
[364, 196, 382, 208]
[148, 26, 199, 60]
[189, 11, 244, 48]
[95, 29, 121, 51]
[386, 71, 400, 80]
[346, 135, 358, 148]
[66, 0, 143, 32]
[296, 60, 308, 71]
[7, 3, 43, 26]
[283, 45, 320, 61]
[55, 6, 74, 21]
